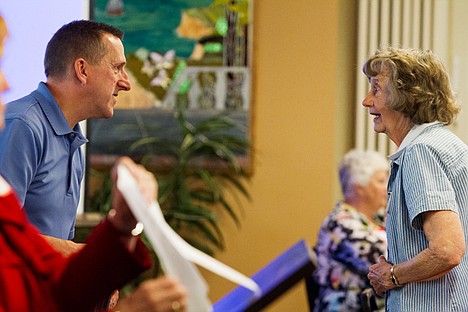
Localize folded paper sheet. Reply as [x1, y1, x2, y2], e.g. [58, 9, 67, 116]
[117, 165, 261, 312]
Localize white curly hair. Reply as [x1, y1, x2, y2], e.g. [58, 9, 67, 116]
[339, 149, 389, 199]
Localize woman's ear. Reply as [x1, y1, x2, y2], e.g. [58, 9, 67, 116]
[354, 184, 366, 198]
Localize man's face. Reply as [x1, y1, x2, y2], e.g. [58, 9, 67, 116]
[86, 33, 131, 119]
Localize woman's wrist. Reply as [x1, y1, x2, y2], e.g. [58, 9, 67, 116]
[390, 264, 403, 287]
[107, 209, 144, 237]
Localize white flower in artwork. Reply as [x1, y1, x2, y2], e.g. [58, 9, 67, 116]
[150, 49, 175, 70]
[150, 69, 171, 89]
[140, 49, 176, 89]
[135, 47, 150, 61]
[141, 59, 157, 76]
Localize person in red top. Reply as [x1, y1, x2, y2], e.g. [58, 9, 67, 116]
[0, 15, 187, 312]
[0, 157, 187, 312]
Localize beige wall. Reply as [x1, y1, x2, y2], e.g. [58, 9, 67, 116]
[203, 1, 357, 310]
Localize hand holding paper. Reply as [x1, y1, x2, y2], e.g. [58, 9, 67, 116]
[116, 165, 261, 312]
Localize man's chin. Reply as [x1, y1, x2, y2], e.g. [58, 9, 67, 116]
[104, 108, 115, 119]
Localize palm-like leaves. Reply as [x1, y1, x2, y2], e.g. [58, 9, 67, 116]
[153, 107, 250, 255]
[89, 105, 250, 257]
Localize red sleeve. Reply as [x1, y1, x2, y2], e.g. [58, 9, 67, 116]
[0, 190, 69, 312]
[52, 219, 152, 312]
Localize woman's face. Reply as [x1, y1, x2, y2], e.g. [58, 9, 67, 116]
[0, 96, 4, 130]
[362, 169, 389, 211]
[0, 17, 8, 129]
[0, 67, 8, 130]
[0, 55, 9, 129]
[361, 73, 411, 145]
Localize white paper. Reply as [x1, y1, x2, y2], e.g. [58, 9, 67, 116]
[117, 165, 261, 312]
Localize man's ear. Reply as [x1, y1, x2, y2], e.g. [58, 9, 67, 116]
[74, 58, 88, 84]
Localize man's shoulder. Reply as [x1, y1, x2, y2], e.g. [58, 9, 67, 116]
[5, 95, 48, 129]
[5, 94, 43, 119]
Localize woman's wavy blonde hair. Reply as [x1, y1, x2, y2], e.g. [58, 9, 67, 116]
[363, 47, 460, 125]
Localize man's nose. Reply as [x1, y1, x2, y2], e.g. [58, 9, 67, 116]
[118, 69, 131, 91]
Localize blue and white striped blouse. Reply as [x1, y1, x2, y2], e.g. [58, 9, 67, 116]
[386, 122, 468, 312]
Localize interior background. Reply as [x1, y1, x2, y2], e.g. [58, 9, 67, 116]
[3, 1, 468, 311]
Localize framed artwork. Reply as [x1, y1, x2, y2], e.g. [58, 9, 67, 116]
[86, 0, 253, 173]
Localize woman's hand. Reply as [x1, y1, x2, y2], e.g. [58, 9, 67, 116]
[114, 276, 187, 312]
[107, 157, 157, 248]
[368, 255, 396, 296]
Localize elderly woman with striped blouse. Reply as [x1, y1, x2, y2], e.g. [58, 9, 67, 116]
[363, 47, 468, 312]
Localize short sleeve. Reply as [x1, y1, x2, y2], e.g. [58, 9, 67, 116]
[402, 144, 456, 230]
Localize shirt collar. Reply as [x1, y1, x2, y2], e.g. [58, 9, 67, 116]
[33, 82, 76, 136]
[389, 121, 441, 161]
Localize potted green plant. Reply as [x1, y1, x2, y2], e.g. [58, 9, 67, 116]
[137, 103, 251, 255]
[87, 102, 251, 257]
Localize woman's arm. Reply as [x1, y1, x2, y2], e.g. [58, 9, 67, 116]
[394, 210, 465, 283]
[368, 210, 465, 295]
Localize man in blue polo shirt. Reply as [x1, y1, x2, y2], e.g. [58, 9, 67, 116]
[0, 20, 131, 255]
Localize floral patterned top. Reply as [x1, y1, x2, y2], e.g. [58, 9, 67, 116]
[313, 202, 387, 312]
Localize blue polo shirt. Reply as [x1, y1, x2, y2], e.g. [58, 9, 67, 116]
[0, 82, 87, 239]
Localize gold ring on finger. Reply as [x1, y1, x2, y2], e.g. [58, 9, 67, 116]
[171, 300, 181, 312]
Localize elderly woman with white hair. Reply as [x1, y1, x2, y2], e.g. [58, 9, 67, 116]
[313, 149, 389, 312]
